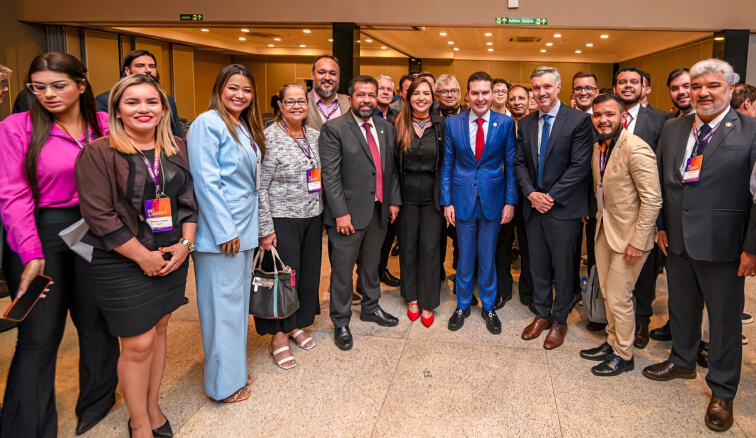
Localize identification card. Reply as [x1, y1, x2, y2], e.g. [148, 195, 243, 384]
[682, 155, 703, 183]
[145, 198, 173, 232]
[307, 168, 322, 193]
[596, 184, 605, 212]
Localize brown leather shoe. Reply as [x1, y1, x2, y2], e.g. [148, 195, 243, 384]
[521, 317, 553, 341]
[543, 323, 568, 350]
[705, 396, 734, 431]
[634, 324, 649, 349]
[642, 360, 697, 381]
[351, 292, 362, 305]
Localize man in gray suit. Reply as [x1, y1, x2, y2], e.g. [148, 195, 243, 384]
[306, 55, 351, 131]
[319, 75, 402, 351]
[643, 59, 756, 432]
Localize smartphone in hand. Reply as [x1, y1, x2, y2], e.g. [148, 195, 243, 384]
[3, 275, 52, 322]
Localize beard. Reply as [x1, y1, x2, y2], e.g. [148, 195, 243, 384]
[314, 81, 335, 99]
[620, 94, 640, 107]
[353, 105, 375, 119]
[597, 124, 623, 143]
[696, 96, 729, 117]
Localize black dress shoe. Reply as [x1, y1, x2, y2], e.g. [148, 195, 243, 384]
[586, 321, 607, 332]
[649, 321, 672, 341]
[334, 327, 353, 351]
[448, 307, 471, 331]
[379, 270, 400, 287]
[494, 294, 511, 310]
[360, 308, 399, 327]
[153, 418, 173, 437]
[482, 309, 502, 334]
[76, 399, 116, 435]
[591, 354, 634, 376]
[580, 342, 614, 361]
[697, 341, 709, 368]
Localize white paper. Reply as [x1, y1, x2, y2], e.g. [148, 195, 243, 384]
[58, 218, 93, 262]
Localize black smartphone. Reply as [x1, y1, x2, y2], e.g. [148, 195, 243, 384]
[4, 275, 52, 322]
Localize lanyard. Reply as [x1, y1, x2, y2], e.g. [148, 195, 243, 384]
[278, 120, 316, 165]
[599, 140, 612, 181]
[235, 120, 259, 154]
[691, 120, 722, 157]
[316, 100, 339, 122]
[137, 149, 164, 196]
[53, 119, 90, 149]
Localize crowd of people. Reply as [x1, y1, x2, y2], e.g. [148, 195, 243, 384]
[0, 49, 754, 437]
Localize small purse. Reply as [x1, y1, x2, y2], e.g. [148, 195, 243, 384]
[250, 247, 299, 319]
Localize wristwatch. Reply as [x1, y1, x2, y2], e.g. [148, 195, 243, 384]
[179, 238, 195, 252]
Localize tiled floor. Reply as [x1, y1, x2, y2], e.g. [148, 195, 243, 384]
[1, 237, 755, 437]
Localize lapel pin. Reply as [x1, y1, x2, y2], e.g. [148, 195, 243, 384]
[381, 130, 384, 134]
[725, 122, 732, 127]
[493, 122, 497, 127]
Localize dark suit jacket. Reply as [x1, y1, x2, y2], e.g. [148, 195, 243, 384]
[632, 104, 667, 152]
[319, 111, 401, 230]
[514, 102, 593, 220]
[95, 91, 183, 138]
[395, 113, 446, 211]
[657, 108, 756, 262]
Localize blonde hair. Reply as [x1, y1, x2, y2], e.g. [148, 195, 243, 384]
[0, 64, 12, 82]
[107, 74, 179, 156]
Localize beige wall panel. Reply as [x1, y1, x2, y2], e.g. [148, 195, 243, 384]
[422, 59, 456, 83]
[172, 45, 195, 120]
[193, 51, 231, 118]
[657, 51, 682, 110]
[487, 62, 520, 83]
[641, 54, 660, 109]
[295, 58, 313, 80]
[456, 60, 486, 95]
[587, 63, 614, 89]
[85, 30, 121, 96]
[161, 42, 172, 96]
[66, 28, 81, 61]
[266, 57, 297, 112]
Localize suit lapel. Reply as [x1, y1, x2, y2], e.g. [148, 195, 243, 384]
[346, 112, 376, 169]
[673, 116, 695, 181]
[634, 105, 649, 138]
[529, 114, 539, 168]
[307, 91, 324, 130]
[461, 111, 476, 160]
[701, 108, 738, 164]
[485, 112, 500, 149]
[544, 103, 568, 161]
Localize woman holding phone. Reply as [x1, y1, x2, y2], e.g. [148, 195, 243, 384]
[187, 64, 265, 403]
[77, 74, 197, 438]
[0, 52, 119, 438]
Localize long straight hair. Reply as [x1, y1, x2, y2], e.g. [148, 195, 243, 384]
[26, 52, 103, 202]
[395, 78, 435, 154]
[107, 74, 179, 156]
[207, 64, 265, 157]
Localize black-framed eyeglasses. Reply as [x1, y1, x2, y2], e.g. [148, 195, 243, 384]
[437, 89, 460, 97]
[493, 89, 508, 95]
[573, 86, 597, 93]
[282, 99, 307, 108]
[26, 79, 78, 95]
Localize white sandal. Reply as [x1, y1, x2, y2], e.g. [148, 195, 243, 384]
[268, 344, 297, 370]
[289, 330, 316, 350]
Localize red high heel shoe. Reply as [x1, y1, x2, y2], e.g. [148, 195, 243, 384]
[421, 313, 434, 328]
[407, 307, 420, 321]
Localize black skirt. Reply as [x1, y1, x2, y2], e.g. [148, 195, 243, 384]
[90, 248, 188, 338]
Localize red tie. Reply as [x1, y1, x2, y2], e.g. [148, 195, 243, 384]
[623, 110, 633, 129]
[475, 118, 485, 162]
[363, 123, 383, 202]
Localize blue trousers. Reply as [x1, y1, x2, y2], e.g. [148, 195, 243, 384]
[455, 199, 501, 311]
[194, 249, 253, 401]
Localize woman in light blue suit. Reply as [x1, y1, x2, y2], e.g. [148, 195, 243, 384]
[187, 64, 266, 403]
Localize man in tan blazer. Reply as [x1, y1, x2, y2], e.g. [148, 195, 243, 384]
[579, 93, 662, 376]
[306, 55, 351, 131]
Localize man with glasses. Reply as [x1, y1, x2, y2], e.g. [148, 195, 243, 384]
[492, 79, 512, 116]
[572, 71, 600, 114]
[306, 55, 351, 131]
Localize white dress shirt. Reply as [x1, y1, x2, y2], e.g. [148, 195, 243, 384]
[469, 109, 491, 155]
[679, 107, 730, 176]
[537, 101, 561, 157]
[352, 111, 381, 200]
[625, 103, 641, 134]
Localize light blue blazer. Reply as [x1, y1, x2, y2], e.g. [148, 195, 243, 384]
[187, 110, 260, 253]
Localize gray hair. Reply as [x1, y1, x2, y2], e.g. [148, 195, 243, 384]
[530, 66, 561, 85]
[436, 74, 460, 92]
[690, 59, 739, 88]
[0, 64, 11, 83]
[376, 75, 395, 89]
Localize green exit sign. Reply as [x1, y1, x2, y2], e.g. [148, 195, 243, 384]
[180, 14, 204, 21]
[496, 17, 548, 25]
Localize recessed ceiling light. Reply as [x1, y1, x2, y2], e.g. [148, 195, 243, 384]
[486, 42, 493, 45]
[381, 46, 387, 49]
[328, 39, 333, 42]
[300, 44, 306, 48]
[365, 39, 372, 43]
[200, 29, 209, 32]
[575, 50, 582, 53]
[714, 37, 725, 41]
[268, 44, 274, 47]
[440, 32, 447, 36]
[357, 40, 361, 43]
[453, 48, 460, 51]
[546, 43, 553, 46]
[540, 49, 546, 53]
[554, 33, 562, 38]
[485, 32, 492, 36]
[586, 43, 593, 47]
[303, 30, 311, 33]
[488, 48, 494, 52]
[600, 34, 609, 39]
[274, 38, 281, 41]
[448, 41, 454, 44]
[239, 37, 246, 41]
[241, 29, 249, 33]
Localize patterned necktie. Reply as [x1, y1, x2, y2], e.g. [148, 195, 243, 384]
[695, 124, 713, 156]
[475, 118, 485, 162]
[623, 110, 634, 129]
[363, 123, 383, 202]
[538, 114, 552, 188]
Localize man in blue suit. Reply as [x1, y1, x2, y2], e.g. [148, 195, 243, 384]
[441, 71, 518, 334]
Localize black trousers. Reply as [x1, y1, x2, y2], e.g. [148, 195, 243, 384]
[398, 203, 444, 310]
[496, 202, 534, 304]
[667, 249, 743, 399]
[378, 217, 397, 273]
[633, 244, 659, 327]
[573, 216, 596, 302]
[254, 215, 323, 335]
[526, 212, 581, 325]
[327, 202, 386, 328]
[0, 207, 119, 438]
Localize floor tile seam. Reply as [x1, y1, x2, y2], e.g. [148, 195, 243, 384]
[173, 397, 212, 438]
[370, 333, 412, 438]
[545, 351, 566, 438]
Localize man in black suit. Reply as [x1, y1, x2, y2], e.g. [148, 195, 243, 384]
[95, 50, 183, 138]
[516, 66, 593, 350]
[613, 67, 669, 349]
[319, 75, 402, 350]
[643, 59, 756, 432]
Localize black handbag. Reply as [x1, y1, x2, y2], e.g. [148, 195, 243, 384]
[250, 247, 299, 319]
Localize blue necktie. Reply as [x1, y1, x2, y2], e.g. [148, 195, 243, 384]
[538, 114, 552, 188]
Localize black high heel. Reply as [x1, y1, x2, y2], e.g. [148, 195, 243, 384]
[152, 418, 174, 437]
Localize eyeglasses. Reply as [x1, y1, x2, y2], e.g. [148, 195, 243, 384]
[573, 86, 597, 93]
[493, 89, 508, 95]
[26, 79, 78, 95]
[437, 89, 460, 97]
[282, 99, 307, 108]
